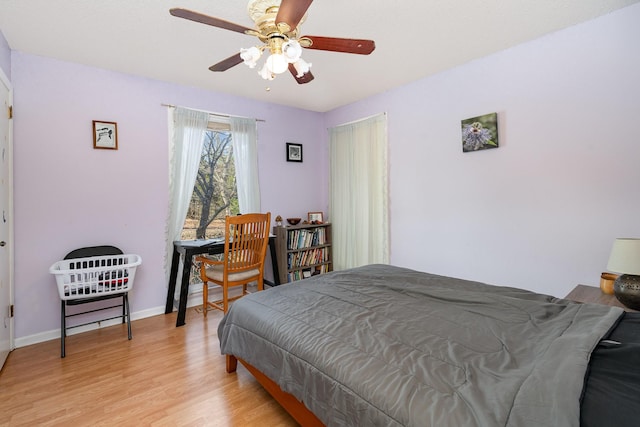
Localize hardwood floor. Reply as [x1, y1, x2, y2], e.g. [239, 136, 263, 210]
[0, 308, 298, 426]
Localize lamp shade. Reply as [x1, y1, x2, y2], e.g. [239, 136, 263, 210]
[282, 40, 302, 63]
[292, 58, 312, 77]
[607, 238, 640, 275]
[258, 63, 275, 80]
[240, 46, 262, 68]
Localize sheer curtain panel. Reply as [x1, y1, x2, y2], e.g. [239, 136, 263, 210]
[329, 113, 389, 270]
[165, 107, 209, 282]
[230, 116, 261, 213]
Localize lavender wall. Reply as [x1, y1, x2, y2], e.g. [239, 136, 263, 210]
[10, 3, 640, 343]
[324, 4, 640, 298]
[11, 52, 326, 341]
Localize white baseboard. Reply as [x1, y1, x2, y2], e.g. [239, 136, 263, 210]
[13, 285, 218, 349]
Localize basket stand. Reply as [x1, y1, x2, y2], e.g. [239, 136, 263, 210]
[53, 245, 138, 358]
[61, 292, 131, 357]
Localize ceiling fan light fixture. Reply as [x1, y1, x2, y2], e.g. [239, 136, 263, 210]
[258, 63, 275, 80]
[265, 52, 288, 74]
[292, 58, 312, 77]
[169, 1, 375, 85]
[240, 46, 262, 68]
[282, 40, 302, 63]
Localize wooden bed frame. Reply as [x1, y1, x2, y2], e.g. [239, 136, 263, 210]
[226, 355, 324, 427]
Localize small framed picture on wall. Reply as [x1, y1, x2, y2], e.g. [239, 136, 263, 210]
[93, 120, 118, 150]
[461, 112, 498, 153]
[286, 142, 303, 162]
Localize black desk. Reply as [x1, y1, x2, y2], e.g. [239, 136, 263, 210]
[164, 236, 279, 326]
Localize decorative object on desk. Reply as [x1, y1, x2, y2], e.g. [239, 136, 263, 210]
[275, 215, 283, 227]
[606, 238, 640, 310]
[461, 112, 498, 152]
[286, 142, 303, 162]
[600, 272, 618, 295]
[93, 120, 118, 150]
[287, 217, 301, 225]
[308, 211, 324, 224]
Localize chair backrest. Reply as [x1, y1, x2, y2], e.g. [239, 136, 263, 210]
[223, 213, 271, 275]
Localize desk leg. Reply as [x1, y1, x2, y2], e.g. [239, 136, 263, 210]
[269, 238, 280, 286]
[164, 248, 180, 314]
[176, 254, 193, 327]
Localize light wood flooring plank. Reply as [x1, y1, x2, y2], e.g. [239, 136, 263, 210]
[0, 308, 297, 426]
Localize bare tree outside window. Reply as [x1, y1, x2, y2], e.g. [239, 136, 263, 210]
[181, 129, 239, 241]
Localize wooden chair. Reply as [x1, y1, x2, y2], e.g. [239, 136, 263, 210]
[196, 212, 271, 315]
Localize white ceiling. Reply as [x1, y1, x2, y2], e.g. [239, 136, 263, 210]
[0, 0, 638, 112]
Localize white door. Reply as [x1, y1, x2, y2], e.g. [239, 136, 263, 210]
[0, 67, 13, 368]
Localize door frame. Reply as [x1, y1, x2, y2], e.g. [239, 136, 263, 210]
[0, 65, 14, 367]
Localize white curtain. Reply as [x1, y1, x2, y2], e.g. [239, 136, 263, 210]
[230, 116, 261, 213]
[165, 107, 209, 280]
[329, 113, 389, 270]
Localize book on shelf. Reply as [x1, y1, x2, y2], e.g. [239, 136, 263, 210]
[287, 227, 327, 250]
[276, 222, 332, 283]
[287, 247, 328, 268]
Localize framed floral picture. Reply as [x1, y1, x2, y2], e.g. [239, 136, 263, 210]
[461, 113, 498, 152]
[93, 120, 118, 150]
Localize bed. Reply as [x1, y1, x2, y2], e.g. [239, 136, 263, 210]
[218, 264, 640, 426]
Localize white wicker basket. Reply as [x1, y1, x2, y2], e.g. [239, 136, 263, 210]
[49, 254, 142, 301]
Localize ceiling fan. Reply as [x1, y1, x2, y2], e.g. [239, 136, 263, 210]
[170, 0, 375, 84]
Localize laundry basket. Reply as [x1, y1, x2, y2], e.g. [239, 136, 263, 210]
[50, 253, 142, 300]
[50, 249, 142, 357]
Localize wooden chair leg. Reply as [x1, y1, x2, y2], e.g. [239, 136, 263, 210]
[203, 281, 208, 317]
[223, 284, 229, 313]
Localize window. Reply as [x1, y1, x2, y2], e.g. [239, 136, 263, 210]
[329, 113, 389, 269]
[181, 120, 239, 240]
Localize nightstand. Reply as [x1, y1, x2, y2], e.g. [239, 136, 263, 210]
[565, 284, 638, 312]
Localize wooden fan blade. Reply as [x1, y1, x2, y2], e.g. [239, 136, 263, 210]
[209, 53, 244, 72]
[276, 0, 313, 32]
[170, 8, 254, 35]
[301, 36, 375, 55]
[288, 64, 314, 84]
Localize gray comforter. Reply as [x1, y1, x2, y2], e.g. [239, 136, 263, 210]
[218, 264, 622, 426]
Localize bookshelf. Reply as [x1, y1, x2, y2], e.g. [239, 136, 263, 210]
[273, 223, 333, 283]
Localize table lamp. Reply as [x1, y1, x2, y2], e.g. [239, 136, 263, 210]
[606, 238, 640, 310]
